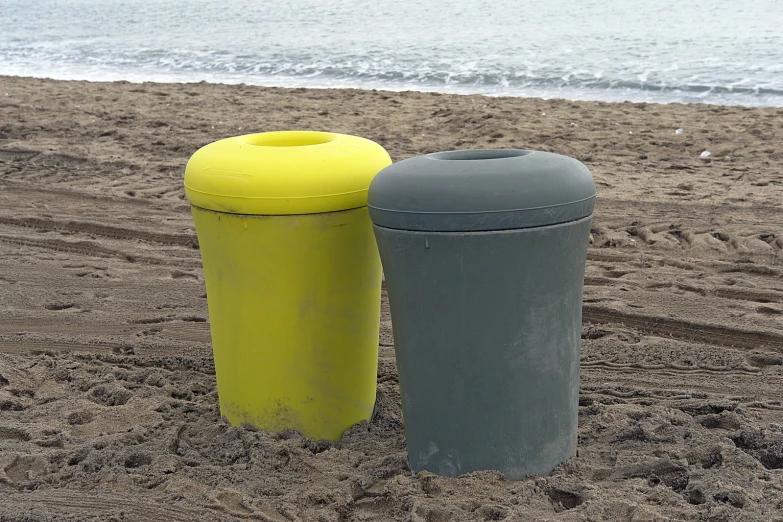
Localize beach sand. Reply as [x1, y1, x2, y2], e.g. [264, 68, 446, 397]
[0, 75, 782, 521]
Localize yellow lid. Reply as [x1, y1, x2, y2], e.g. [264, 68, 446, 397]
[184, 131, 392, 215]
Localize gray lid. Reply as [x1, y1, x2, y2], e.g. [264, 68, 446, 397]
[367, 149, 596, 232]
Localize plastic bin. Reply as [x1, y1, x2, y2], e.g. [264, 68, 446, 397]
[185, 130, 391, 441]
[368, 149, 596, 478]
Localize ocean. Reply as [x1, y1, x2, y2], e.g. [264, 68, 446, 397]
[1, 0, 782, 106]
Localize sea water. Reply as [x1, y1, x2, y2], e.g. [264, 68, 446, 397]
[1, 0, 781, 106]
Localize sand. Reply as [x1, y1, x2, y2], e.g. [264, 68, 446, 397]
[0, 75, 782, 521]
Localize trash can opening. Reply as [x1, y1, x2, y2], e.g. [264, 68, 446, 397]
[429, 149, 534, 161]
[241, 131, 335, 148]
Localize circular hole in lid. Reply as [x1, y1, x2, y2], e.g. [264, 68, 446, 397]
[242, 131, 335, 147]
[429, 149, 534, 161]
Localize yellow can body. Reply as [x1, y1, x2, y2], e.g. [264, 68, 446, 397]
[184, 131, 391, 440]
[193, 206, 381, 440]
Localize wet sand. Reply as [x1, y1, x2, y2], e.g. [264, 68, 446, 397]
[0, 75, 782, 521]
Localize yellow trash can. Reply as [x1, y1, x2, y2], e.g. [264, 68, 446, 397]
[184, 130, 391, 441]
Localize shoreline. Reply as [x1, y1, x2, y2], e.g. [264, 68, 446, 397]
[2, 73, 782, 109]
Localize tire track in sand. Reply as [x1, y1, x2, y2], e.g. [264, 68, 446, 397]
[0, 216, 198, 248]
[1, 490, 234, 522]
[583, 305, 783, 353]
[0, 234, 201, 269]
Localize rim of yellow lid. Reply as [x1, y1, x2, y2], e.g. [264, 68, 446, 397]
[184, 131, 392, 215]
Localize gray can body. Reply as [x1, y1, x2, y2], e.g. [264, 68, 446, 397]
[373, 219, 591, 479]
[368, 149, 596, 480]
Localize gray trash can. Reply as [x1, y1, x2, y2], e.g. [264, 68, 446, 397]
[367, 149, 596, 480]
